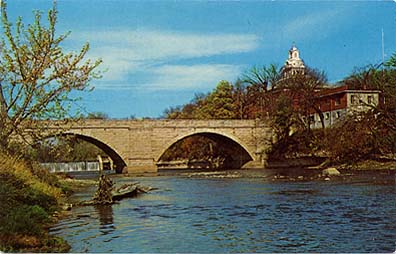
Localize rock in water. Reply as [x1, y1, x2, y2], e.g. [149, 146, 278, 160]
[322, 167, 341, 176]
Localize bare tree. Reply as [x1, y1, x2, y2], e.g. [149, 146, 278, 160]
[242, 63, 282, 91]
[241, 64, 282, 118]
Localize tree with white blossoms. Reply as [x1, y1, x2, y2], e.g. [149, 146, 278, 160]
[0, 1, 102, 153]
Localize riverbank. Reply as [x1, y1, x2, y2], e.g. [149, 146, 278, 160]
[118, 159, 395, 184]
[58, 175, 98, 195]
[121, 157, 386, 184]
[0, 154, 72, 252]
[337, 159, 396, 171]
[159, 167, 394, 184]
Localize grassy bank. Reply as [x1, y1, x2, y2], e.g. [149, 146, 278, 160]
[0, 153, 71, 252]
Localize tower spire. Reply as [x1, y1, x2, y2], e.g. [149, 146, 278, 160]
[282, 44, 305, 78]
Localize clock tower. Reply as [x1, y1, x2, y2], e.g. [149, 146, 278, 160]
[282, 44, 305, 78]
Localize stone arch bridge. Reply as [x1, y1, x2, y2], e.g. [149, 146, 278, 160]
[46, 119, 273, 173]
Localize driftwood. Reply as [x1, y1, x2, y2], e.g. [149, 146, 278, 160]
[76, 174, 155, 206]
[112, 183, 155, 201]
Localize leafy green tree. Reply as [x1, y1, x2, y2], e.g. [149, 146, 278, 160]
[271, 95, 295, 142]
[385, 52, 396, 68]
[199, 80, 237, 119]
[163, 81, 238, 119]
[0, 1, 102, 153]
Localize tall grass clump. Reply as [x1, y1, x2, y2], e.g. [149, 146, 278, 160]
[0, 152, 70, 252]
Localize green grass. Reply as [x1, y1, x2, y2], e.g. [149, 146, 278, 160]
[0, 153, 70, 252]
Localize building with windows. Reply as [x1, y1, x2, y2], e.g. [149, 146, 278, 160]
[309, 85, 381, 129]
[278, 45, 382, 129]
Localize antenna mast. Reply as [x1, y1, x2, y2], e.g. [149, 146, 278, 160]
[382, 28, 385, 64]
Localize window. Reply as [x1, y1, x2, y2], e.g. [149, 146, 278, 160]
[351, 95, 357, 105]
[336, 111, 341, 118]
[326, 99, 331, 106]
[335, 97, 341, 106]
[368, 95, 373, 104]
[325, 113, 330, 120]
[309, 115, 315, 122]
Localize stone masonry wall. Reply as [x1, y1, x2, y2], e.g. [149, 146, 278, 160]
[54, 119, 273, 173]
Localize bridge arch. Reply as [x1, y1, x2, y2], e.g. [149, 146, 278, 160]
[156, 130, 255, 169]
[45, 132, 127, 173]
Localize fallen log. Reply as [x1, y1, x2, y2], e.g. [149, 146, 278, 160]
[75, 176, 156, 206]
[112, 183, 139, 201]
[112, 183, 157, 200]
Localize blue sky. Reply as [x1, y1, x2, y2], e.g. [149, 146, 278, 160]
[7, 1, 396, 118]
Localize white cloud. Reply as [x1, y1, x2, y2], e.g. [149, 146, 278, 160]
[71, 29, 259, 84]
[146, 64, 243, 90]
[282, 8, 347, 41]
[92, 64, 243, 91]
[82, 29, 259, 61]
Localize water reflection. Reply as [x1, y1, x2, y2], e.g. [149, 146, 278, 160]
[95, 205, 115, 236]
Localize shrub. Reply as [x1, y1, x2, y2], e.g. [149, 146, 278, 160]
[323, 115, 376, 163]
[0, 152, 66, 251]
[1, 205, 49, 236]
[31, 162, 61, 188]
[0, 153, 63, 200]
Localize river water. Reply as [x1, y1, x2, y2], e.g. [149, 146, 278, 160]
[50, 172, 396, 253]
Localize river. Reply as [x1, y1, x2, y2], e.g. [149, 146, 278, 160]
[50, 171, 396, 253]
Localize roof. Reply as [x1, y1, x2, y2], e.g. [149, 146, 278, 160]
[314, 85, 381, 98]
